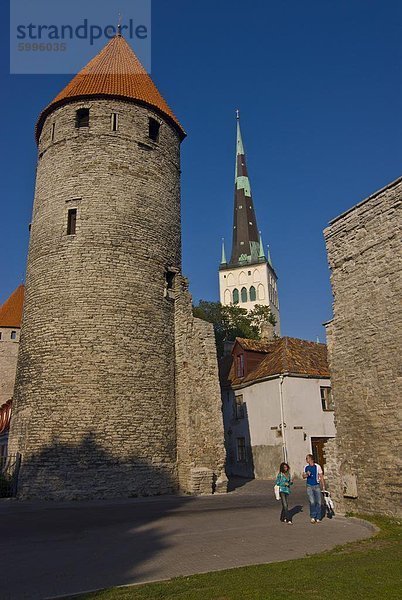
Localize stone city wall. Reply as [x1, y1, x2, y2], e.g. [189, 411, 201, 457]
[174, 276, 227, 494]
[324, 177, 402, 516]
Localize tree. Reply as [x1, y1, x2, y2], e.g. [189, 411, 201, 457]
[193, 300, 276, 356]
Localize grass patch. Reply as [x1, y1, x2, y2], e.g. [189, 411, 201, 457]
[74, 516, 401, 600]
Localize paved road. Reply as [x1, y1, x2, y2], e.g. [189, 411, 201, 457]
[0, 480, 374, 599]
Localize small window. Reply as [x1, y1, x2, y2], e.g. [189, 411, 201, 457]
[75, 108, 89, 128]
[235, 395, 245, 419]
[11, 331, 17, 340]
[111, 113, 118, 132]
[232, 288, 239, 304]
[249, 286, 256, 301]
[67, 208, 77, 235]
[320, 387, 334, 411]
[148, 117, 160, 142]
[236, 354, 244, 378]
[236, 437, 247, 462]
[164, 268, 177, 299]
[241, 287, 248, 302]
[0, 332, 2, 340]
[51, 123, 55, 141]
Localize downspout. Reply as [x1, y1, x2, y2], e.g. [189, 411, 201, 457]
[278, 374, 288, 463]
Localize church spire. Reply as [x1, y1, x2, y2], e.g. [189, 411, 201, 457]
[230, 111, 260, 265]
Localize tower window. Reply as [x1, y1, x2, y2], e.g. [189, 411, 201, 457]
[111, 113, 118, 131]
[164, 267, 178, 299]
[241, 287, 248, 303]
[67, 208, 77, 235]
[11, 331, 17, 340]
[249, 286, 256, 301]
[148, 117, 160, 142]
[75, 108, 89, 128]
[232, 288, 239, 304]
[51, 123, 55, 141]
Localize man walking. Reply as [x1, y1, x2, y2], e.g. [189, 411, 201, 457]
[303, 454, 324, 523]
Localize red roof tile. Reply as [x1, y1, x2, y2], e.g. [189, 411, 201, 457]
[0, 285, 25, 328]
[225, 336, 329, 386]
[36, 35, 185, 143]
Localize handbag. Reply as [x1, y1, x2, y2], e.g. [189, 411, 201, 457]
[274, 484, 280, 500]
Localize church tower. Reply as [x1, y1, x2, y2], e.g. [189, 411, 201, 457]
[219, 113, 280, 332]
[9, 34, 226, 498]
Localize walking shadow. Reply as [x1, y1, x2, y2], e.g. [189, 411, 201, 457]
[288, 504, 303, 521]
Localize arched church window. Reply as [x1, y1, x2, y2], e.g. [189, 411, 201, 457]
[224, 290, 231, 304]
[241, 287, 248, 303]
[232, 288, 239, 304]
[249, 286, 256, 301]
[258, 284, 265, 300]
[239, 271, 247, 284]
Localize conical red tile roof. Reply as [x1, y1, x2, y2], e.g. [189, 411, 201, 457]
[0, 284, 25, 328]
[35, 35, 185, 142]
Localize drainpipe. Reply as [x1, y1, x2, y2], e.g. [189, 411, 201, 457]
[278, 375, 288, 463]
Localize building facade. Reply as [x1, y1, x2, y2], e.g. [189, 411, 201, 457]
[324, 176, 402, 517]
[220, 334, 335, 479]
[219, 114, 280, 332]
[0, 285, 24, 456]
[8, 34, 226, 499]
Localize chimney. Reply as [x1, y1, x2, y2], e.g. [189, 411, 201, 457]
[260, 321, 275, 341]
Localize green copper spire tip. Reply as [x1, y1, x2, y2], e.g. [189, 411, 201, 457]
[258, 231, 265, 259]
[267, 244, 273, 267]
[221, 238, 227, 264]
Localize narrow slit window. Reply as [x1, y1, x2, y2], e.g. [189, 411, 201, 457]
[51, 123, 55, 141]
[75, 108, 89, 128]
[111, 113, 118, 131]
[67, 208, 77, 235]
[148, 117, 160, 142]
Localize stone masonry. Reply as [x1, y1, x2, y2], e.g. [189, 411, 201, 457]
[174, 275, 227, 494]
[324, 176, 402, 516]
[8, 95, 226, 499]
[0, 327, 20, 408]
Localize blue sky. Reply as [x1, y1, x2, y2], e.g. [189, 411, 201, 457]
[1, 0, 401, 341]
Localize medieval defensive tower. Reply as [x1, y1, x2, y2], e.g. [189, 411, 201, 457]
[9, 34, 226, 499]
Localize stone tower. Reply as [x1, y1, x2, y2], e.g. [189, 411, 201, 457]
[9, 34, 226, 499]
[219, 113, 280, 332]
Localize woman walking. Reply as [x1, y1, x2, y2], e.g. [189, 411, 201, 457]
[276, 462, 293, 524]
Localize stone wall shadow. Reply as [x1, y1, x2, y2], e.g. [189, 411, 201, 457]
[2, 433, 195, 599]
[225, 401, 255, 491]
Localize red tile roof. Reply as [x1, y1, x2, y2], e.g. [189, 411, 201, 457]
[225, 336, 329, 387]
[0, 285, 25, 328]
[36, 35, 185, 143]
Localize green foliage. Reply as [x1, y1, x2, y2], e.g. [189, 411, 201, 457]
[192, 300, 276, 356]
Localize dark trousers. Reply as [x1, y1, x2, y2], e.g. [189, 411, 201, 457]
[280, 492, 290, 521]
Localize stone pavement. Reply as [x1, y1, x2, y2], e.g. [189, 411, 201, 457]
[0, 480, 374, 599]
